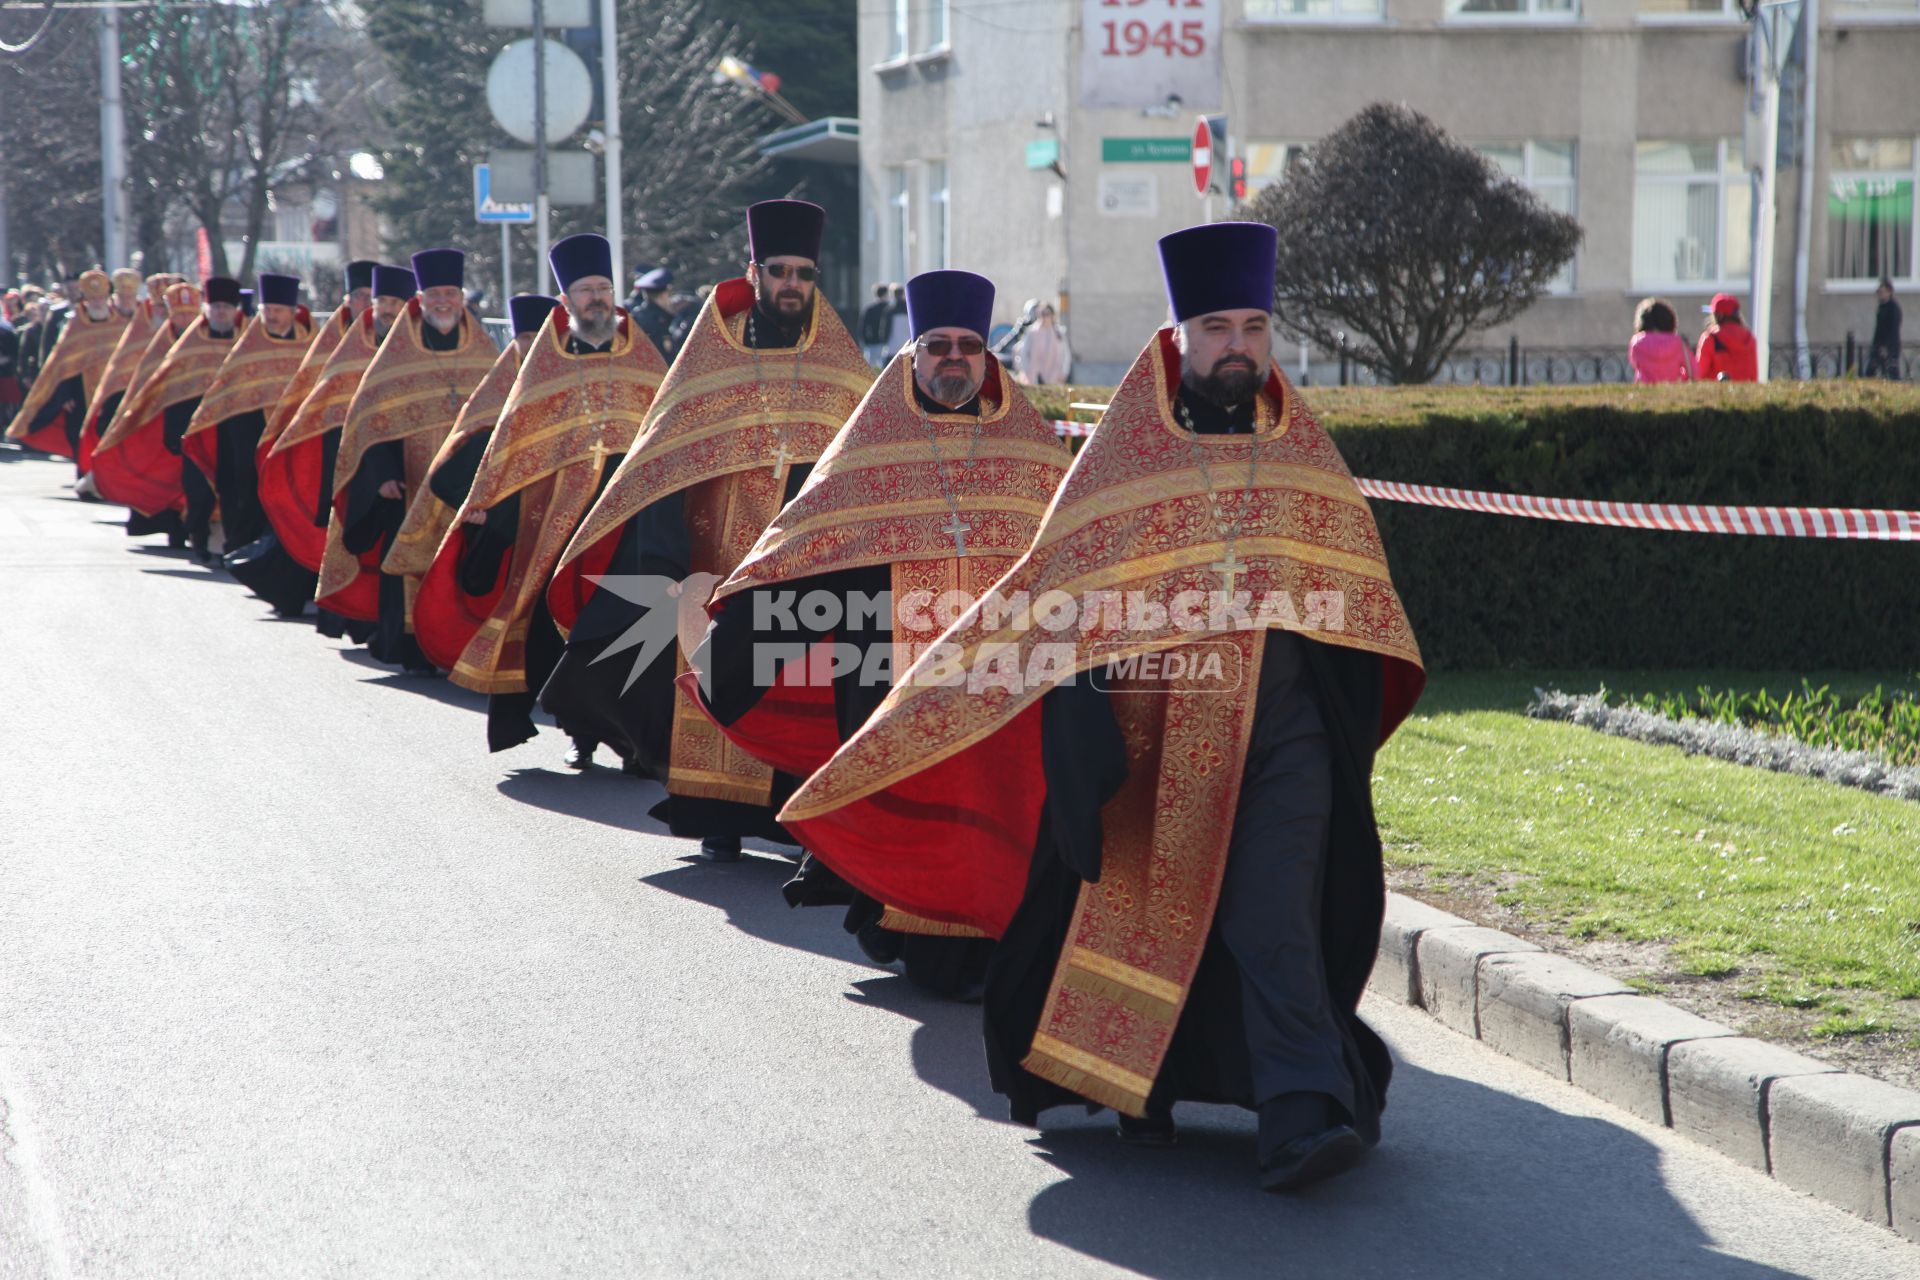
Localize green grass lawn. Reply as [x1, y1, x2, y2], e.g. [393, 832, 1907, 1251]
[1375, 669, 1920, 1041]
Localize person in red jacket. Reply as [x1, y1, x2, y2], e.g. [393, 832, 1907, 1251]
[1696, 293, 1758, 382]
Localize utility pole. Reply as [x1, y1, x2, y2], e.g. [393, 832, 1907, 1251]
[99, 5, 130, 268]
[599, 0, 623, 289]
[1748, 1, 1799, 384]
[533, 0, 551, 274]
[1791, 0, 1819, 375]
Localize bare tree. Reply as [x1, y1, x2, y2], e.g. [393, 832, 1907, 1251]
[1242, 104, 1582, 385]
[367, 0, 778, 298]
[123, 0, 354, 280]
[0, 10, 103, 281]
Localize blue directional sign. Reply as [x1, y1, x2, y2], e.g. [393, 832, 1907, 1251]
[473, 164, 534, 225]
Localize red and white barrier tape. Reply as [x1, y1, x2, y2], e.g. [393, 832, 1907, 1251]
[1048, 421, 1918, 541]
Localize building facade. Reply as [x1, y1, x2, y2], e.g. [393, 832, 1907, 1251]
[858, 0, 1920, 382]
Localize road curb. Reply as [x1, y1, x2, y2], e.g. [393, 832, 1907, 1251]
[1370, 891, 1920, 1243]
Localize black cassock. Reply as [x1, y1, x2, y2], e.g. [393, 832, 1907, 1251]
[538, 311, 815, 842]
[453, 332, 621, 751]
[455, 431, 624, 752]
[336, 321, 464, 669]
[984, 390, 1395, 1142]
[701, 561, 995, 998]
[161, 394, 214, 553]
[538, 462, 810, 843]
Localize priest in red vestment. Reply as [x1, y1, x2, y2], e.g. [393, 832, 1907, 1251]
[252, 260, 380, 634]
[6, 269, 129, 461]
[685, 268, 1071, 993]
[542, 200, 872, 859]
[417, 236, 664, 758]
[782, 223, 1426, 1192]
[181, 272, 313, 578]
[319, 253, 495, 669]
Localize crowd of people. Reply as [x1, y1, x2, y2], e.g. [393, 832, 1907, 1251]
[1628, 281, 1903, 384]
[2, 207, 1428, 1193]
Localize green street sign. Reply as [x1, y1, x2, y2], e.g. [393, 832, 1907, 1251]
[1026, 138, 1061, 170]
[1102, 137, 1192, 164]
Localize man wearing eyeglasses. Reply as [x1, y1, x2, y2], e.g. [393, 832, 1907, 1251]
[544, 200, 874, 862]
[683, 268, 1071, 995]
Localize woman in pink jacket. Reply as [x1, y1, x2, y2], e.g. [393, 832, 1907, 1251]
[1629, 298, 1695, 384]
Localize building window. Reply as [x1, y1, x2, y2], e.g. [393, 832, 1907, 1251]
[1637, 0, 1740, 15]
[1447, 0, 1578, 17]
[926, 161, 949, 270]
[924, 0, 949, 50]
[1828, 138, 1915, 283]
[1475, 140, 1578, 291]
[1245, 0, 1382, 19]
[1241, 142, 1310, 195]
[887, 166, 912, 281]
[1632, 139, 1752, 288]
[888, 0, 908, 60]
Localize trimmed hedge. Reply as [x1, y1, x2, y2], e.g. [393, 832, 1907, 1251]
[1033, 382, 1920, 670]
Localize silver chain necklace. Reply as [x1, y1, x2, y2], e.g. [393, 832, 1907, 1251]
[746, 308, 806, 484]
[1176, 392, 1262, 597]
[918, 384, 987, 557]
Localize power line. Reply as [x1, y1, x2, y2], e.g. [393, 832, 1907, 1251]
[0, 1, 57, 56]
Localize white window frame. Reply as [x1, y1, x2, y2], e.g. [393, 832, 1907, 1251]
[1474, 140, 1579, 293]
[1829, 0, 1920, 26]
[1636, 0, 1744, 25]
[925, 161, 950, 271]
[1631, 138, 1753, 292]
[1824, 137, 1919, 291]
[921, 0, 950, 52]
[885, 0, 909, 62]
[1444, 0, 1581, 23]
[1242, 0, 1385, 24]
[887, 165, 913, 283]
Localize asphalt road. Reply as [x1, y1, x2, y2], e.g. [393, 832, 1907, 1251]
[3, 448, 1918, 1280]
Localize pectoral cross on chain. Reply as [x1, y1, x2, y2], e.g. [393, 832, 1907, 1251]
[587, 438, 609, 469]
[942, 512, 973, 558]
[769, 439, 792, 485]
[1211, 547, 1247, 596]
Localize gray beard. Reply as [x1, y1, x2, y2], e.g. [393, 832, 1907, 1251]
[927, 372, 979, 407]
[574, 316, 617, 346]
[425, 311, 460, 333]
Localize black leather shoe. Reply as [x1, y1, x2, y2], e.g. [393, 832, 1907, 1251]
[699, 836, 742, 863]
[1117, 1111, 1178, 1148]
[1258, 1124, 1366, 1192]
[620, 755, 647, 778]
[563, 740, 595, 770]
[854, 921, 903, 964]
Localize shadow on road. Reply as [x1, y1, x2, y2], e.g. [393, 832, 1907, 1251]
[138, 566, 230, 584]
[331, 650, 490, 711]
[641, 857, 883, 969]
[1022, 1061, 1810, 1280]
[843, 974, 1006, 1121]
[498, 766, 673, 833]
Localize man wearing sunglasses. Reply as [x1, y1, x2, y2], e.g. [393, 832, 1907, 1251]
[543, 200, 874, 862]
[685, 268, 1072, 994]
[780, 223, 1427, 1193]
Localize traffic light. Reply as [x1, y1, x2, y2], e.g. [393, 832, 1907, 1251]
[1230, 156, 1247, 202]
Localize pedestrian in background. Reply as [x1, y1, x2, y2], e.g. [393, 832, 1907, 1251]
[1014, 301, 1071, 386]
[1866, 276, 1902, 380]
[883, 282, 910, 355]
[1695, 293, 1758, 382]
[859, 281, 893, 365]
[1628, 297, 1693, 384]
[630, 267, 676, 359]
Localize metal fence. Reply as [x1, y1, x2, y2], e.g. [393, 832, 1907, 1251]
[1332, 335, 1915, 387]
